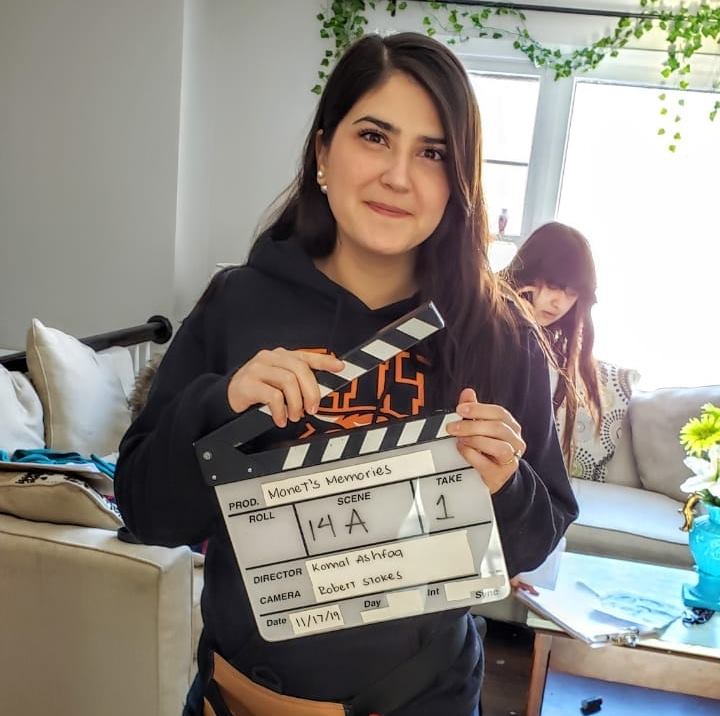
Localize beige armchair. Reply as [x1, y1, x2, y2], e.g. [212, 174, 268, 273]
[0, 512, 202, 716]
[0, 316, 203, 716]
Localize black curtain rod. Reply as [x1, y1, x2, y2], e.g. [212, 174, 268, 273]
[410, 1, 664, 20]
[0, 315, 173, 373]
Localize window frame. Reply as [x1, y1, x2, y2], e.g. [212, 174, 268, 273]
[459, 45, 720, 240]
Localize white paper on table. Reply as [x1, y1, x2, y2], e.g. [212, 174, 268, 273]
[578, 581, 682, 631]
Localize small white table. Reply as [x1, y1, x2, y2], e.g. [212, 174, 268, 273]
[524, 552, 720, 714]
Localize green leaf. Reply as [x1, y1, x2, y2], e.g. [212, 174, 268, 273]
[399, 1, 407, 9]
[659, 93, 666, 100]
[316, 13, 324, 21]
[668, 144, 677, 152]
[492, 32, 503, 39]
[658, 127, 666, 135]
[660, 107, 668, 115]
[311, 84, 322, 95]
[673, 132, 681, 140]
[678, 98, 685, 106]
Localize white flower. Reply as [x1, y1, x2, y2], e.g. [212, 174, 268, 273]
[680, 445, 720, 495]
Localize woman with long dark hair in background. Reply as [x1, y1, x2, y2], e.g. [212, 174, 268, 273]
[504, 221, 601, 466]
[115, 33, 577, 716]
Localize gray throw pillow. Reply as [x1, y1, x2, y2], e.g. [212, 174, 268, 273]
[630, 385, 720, 502]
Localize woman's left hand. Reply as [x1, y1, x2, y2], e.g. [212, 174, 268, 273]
[446, 387, 526, 494]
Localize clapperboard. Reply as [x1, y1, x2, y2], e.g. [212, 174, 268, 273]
[195, 302, 510, 641]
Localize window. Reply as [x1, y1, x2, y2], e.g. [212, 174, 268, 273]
[557, 80, 720, 389]
[469, 73, 540, 239]
[463, 45, 719, 388]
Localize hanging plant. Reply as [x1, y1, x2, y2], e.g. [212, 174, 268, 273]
[313, 0, 720, 151]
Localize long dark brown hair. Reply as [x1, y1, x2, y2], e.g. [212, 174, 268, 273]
[253, 32, 527, 409]
[503, 222, 600, 462]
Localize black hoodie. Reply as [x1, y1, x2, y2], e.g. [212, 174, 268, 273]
[115, 233, 577, 716]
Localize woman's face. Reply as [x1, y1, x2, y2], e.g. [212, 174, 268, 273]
[531, 283, 579, 327]
[316, 72, 451, 259]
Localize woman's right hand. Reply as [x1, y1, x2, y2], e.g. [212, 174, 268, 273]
[227, 349, 345, 427]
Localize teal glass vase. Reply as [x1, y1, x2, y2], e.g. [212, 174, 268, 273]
[683, 503, 720, 611]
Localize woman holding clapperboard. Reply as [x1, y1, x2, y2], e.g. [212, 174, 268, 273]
[115, 32, 577, 716]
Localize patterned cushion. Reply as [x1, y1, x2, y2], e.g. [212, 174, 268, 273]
[557, 361, 640, 482]
[0, 470, 122, 529]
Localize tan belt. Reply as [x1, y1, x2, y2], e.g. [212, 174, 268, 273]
[203, 651, 347, 716]
[202, 617, 468, 716]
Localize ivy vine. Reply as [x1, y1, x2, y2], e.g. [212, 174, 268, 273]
[313, 0, 720, 151]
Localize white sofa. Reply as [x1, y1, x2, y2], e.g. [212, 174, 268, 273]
[0, 317, 203, 716]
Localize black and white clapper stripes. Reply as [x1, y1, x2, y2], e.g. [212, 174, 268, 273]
[195, 301, 446, 485]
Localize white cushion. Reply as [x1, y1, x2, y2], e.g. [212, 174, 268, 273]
[571, 477, 686, 545]
[0, 366, 45, 452]
[26, 319, 131, 456]
[0, 470, 122, 530]
[97, 346, 136, 402]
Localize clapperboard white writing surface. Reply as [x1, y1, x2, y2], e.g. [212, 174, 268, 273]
[195, 302, 510, 641]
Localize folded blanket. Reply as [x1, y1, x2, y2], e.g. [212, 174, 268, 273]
[0, 448, 115, 478]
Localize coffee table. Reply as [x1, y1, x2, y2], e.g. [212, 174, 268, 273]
[524, 552, 720, 714]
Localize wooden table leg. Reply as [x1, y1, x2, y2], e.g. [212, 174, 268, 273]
[526, 633, 552, 716]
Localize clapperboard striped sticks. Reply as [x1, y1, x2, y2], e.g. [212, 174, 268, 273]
[277, 412, 458, 474]
[197, 301, 446, 482]
[195, 301, 510, 641]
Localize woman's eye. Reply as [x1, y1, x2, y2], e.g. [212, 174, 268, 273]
[422, 147, 446, 162]
[359, 129, 387, 145]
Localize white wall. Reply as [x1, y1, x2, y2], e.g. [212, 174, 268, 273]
[0, 0, 183, 349]
[0, 0, 695, 344]
[174, 0, 322, 318]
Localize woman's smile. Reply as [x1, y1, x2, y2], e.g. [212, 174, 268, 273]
[365, 200, 412, 218]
